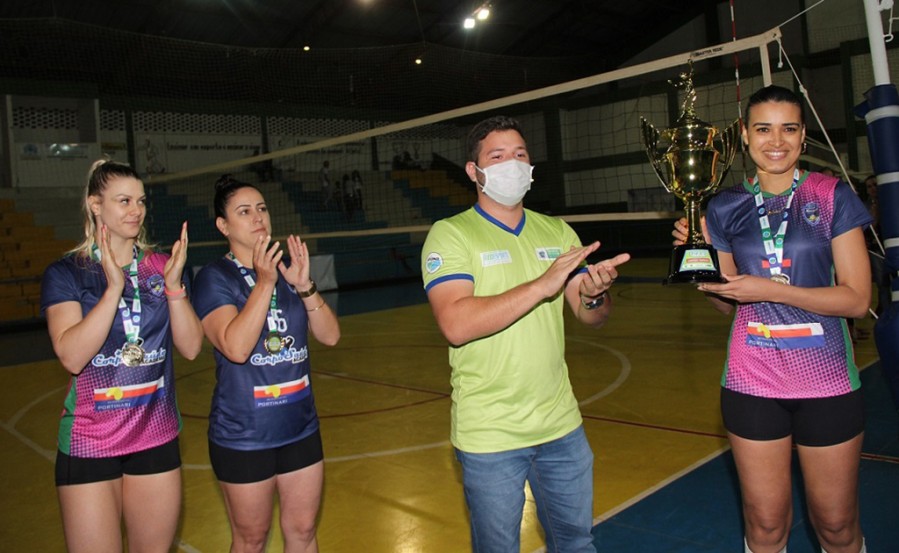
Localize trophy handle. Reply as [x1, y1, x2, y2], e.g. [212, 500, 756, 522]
[714, 119, 742, 185]
[640, 117, 672, 193]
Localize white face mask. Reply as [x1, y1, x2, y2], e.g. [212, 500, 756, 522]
[475, 159, 534, 206]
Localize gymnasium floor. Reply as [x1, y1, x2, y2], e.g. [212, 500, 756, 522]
[2, 257, 897, 552]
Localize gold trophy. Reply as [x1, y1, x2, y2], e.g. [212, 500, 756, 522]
[640, 61, 740, 284]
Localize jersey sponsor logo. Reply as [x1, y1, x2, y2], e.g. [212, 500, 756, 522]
[147, 274, 165, 297]
[746, 321, 825, 349]
[425, 252, 443, 274]
[254, 375, 310, 407]
[92, 347, 167, 368]
[481, 250, 512, 267]
[250, 342, 309, 367]
[93, 376, 166, 411]
[802, 202, 821, 225]
[535, 247, 562, 261]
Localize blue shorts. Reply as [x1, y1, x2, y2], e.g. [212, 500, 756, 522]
[209, 429, 323, 484]
[55, 437, 181, 486]
[721, 387, 864, 446]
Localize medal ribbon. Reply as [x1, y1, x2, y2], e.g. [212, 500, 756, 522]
[752, 168, 799, 279]
[227, 252, 279, 334]
[92, 244, 142, 347]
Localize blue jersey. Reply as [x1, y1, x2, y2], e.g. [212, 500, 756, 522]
[40, 252, 181, 457]
[192, 257, 318, 450]
[706, 172, 872, 398]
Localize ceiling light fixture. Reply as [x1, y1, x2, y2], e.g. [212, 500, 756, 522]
[463, 3, 491, 30]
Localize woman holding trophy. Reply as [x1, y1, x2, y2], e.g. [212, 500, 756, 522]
[674, 85, 871, 553]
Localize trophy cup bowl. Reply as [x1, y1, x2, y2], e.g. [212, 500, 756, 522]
[640, 66, 740, 284]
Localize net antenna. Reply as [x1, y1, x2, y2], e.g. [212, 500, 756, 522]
[883, 0, 897, 42]
[729, 0, 749, 181]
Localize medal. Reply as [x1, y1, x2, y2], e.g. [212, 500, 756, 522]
[94, 245, 146, 368]
[770, 273, 791, 285]
[264, 332, 284, 354]
[122, 341, 145, 367]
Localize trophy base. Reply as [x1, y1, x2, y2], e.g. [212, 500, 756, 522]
[664, 244, 724, 285]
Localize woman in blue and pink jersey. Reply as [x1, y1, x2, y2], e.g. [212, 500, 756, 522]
[675, 85, 871, 553]
[192, 175, 340, 553]
[41, 159, 204, 553]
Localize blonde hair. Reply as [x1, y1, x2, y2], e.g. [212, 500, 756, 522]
[69, 158, 155, 257]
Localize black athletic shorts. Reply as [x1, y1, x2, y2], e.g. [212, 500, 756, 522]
[209, 429, 324, 484]
[55, 437, 181, 486]
[721, 387, 864, 447]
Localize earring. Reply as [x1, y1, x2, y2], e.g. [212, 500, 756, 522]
[802, 142, 807, 153]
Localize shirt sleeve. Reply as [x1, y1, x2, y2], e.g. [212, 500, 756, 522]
[832, 180, 873, 238]
[192, 262, 238, 320]
[421, 219, 473, 292]
[40, 258, 82, 314]
[706, 194, 731, 254]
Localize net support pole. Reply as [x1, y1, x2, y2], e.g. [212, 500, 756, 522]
[856, 0, 899, 408]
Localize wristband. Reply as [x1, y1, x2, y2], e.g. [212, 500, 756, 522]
[297, 280, 317, 298]
[165, 286, 187, 300]
[580, 291, 607, 310]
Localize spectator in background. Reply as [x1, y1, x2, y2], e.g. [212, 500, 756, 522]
[319, 160, 332, 210]
[342, 174, 356, 222]
[351, 170, 364, 210]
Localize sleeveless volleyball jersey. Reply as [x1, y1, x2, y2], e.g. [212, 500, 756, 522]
[192, 257, 318, 450]
[40, 251, 181, 457]
[706, 172, 872, 398]
[422, 205, 584, 453]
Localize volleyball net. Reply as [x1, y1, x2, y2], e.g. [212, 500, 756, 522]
[1, 19, 824, 287]
[131, 28, 786, 285]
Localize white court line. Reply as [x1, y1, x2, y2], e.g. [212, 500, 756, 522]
[566, 337, 632, 406]
[185, 440, 452, 471]
[592, 445, 731, 524]
[2, 386, 64, 462]
[526, 447, 732, 553]
[4, 385, 203, 553]
[9, 333, 635, 553]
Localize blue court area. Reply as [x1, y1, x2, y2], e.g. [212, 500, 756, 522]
[592, 362, 899, 552]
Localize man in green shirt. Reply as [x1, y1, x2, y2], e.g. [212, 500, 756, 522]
[422, 115, 629, 552]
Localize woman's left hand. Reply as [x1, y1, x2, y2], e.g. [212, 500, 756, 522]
[164, 222, 189, 290]
[697, 273, 780, 303]
[278, 234, 311, 290]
